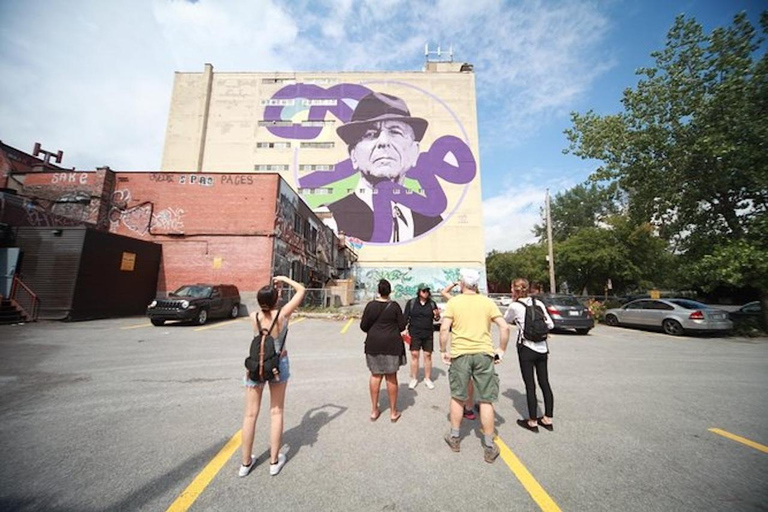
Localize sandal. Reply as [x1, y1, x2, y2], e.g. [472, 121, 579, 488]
[537, 417, 554, 431]
[390, 412, 402, 423]
[516, 419, 539, 433]
[370, 410, 381, 422]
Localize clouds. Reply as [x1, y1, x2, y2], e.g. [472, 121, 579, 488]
[0, 0, 611, 170]
[483, 172, 577, 253]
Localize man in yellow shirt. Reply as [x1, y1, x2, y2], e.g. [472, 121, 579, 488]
[440, 268, 510, 463]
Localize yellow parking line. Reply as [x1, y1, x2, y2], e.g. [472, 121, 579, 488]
[120, 322, 152, 330]
[166, 430, 242, 512]
[290, 317, 306, 326]
[709, 428, 768, 454]
[495, 436, 562, 512]
[340, 318, 355, 334]
[194, 317, 247, 332]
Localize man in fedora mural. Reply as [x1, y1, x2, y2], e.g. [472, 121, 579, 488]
[326, 92, 443, 243]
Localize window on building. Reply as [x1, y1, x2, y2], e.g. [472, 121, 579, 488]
[298, 164, 334, 172]
[301, 120, 336, 127]
[259, 99, 296, 106]
[300, 142, 335, 149]
[254, 164, 289, 171]
[262, 78, 295, 84]
[293, 214, 303, 235]
[258, 120, 292, 127]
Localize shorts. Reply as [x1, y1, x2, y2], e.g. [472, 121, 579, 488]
[244, 355, 290, 387]
[409, 334, 434, 353]
[448, 353, 499, 403]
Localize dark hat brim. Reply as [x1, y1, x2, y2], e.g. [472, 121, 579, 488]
[337, 114, 428, 146]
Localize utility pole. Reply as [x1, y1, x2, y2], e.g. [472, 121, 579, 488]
[546, 189, 556, 293]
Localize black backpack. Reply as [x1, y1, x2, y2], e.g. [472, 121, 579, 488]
[245, 308, 284, 382]
[518, 299, 549, 343]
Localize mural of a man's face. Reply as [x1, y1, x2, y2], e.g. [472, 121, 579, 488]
[350, 120, 420, 183]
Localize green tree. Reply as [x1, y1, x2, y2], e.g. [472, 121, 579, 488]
[534, 182, 621, 242]
[564, 12, 767, 254]
[486, 244, 549, 291]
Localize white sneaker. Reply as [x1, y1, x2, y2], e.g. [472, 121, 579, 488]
[238, 455, 256, 477]
[269, 453, 286, 476]
[408, 378, 418, 389]
[424, 378, 435, 389]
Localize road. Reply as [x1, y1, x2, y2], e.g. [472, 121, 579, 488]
[0, 317, 766, 511]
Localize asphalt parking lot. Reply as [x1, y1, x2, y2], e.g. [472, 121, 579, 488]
[0, 317, 766, 512]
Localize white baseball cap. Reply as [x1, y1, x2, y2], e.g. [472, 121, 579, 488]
[459, 268, 480, 287]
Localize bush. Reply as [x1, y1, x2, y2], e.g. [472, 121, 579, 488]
[586, 299, 607, 322]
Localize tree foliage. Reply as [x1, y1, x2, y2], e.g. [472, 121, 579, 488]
[534, 182, 621, 242]
[486, 244, 548, 291]
[564, 12, 768, 255]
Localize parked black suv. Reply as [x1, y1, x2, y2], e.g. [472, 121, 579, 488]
[147, 284, 240, 326]
[532, 293, 594, 335]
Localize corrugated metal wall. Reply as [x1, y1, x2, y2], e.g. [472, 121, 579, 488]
[14, 227, 85, 320]
[14, 227, 161, 320]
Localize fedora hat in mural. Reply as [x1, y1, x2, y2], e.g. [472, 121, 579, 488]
[337, 92, 429, 145]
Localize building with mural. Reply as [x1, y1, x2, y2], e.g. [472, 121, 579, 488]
[160, 62, 486, 297]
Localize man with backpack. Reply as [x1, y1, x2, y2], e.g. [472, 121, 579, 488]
[404, 284, 440, 389]
[504, 278, 555, 433]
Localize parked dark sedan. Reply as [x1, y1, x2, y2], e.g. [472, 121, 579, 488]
[729, 301, 763, 329]
[146, 284, 240, 326]
[532, 294, 594, 335]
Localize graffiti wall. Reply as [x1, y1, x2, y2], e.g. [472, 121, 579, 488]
[354, 266, 487, 302]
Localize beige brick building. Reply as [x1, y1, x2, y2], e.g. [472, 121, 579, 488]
[160, 63, 486, 297]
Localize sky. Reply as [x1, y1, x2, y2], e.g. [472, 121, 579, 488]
[0, 0, 763, 253]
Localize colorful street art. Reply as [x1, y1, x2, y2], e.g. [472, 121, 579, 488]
[263, 82, 477, 246]
[354, 266, 485, 302]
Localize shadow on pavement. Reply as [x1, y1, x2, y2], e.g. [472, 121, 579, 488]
[1, 437, 234, 512]
[502, 387, 534, 419]
[259, 404, 348, 464]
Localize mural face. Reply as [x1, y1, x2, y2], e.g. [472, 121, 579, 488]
[263, 83, 477, 246]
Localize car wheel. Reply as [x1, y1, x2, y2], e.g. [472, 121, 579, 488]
[605, 314, 619, 327]
[150, 318, 165, 326]
[230, 304, 240, 318]
[576, 328, 591, 335]
[662, 319, 684, 336]
[195, 309, 208, 325]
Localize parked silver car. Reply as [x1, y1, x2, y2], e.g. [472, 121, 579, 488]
[604, 298, 732, 336]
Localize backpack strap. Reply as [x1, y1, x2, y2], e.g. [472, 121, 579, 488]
[256, 308, 283, 381]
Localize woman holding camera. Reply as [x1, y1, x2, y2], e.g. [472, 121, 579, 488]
[239, 275, 305, 477]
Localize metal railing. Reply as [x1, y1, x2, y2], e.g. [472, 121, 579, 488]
[10, 276, 39, 322]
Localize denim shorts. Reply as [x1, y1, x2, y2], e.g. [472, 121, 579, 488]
[244, 355, 290, 387]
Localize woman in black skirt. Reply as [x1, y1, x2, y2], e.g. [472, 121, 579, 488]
[360, 279, 407, 422]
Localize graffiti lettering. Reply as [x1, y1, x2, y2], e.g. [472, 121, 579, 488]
[149, 173, 175, 183]
[178, 175, 214, 186]
[51, 173, 88, 185]
[221, 175, 254, 186]
[263, 83, 373, 140]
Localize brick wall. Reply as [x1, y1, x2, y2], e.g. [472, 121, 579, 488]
[108, 172, 279, 295]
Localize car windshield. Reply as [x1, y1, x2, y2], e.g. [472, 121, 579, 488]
[667, 299, 708, 310]
[171, 285, 212, 298]
[545, 296, 582, 307]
